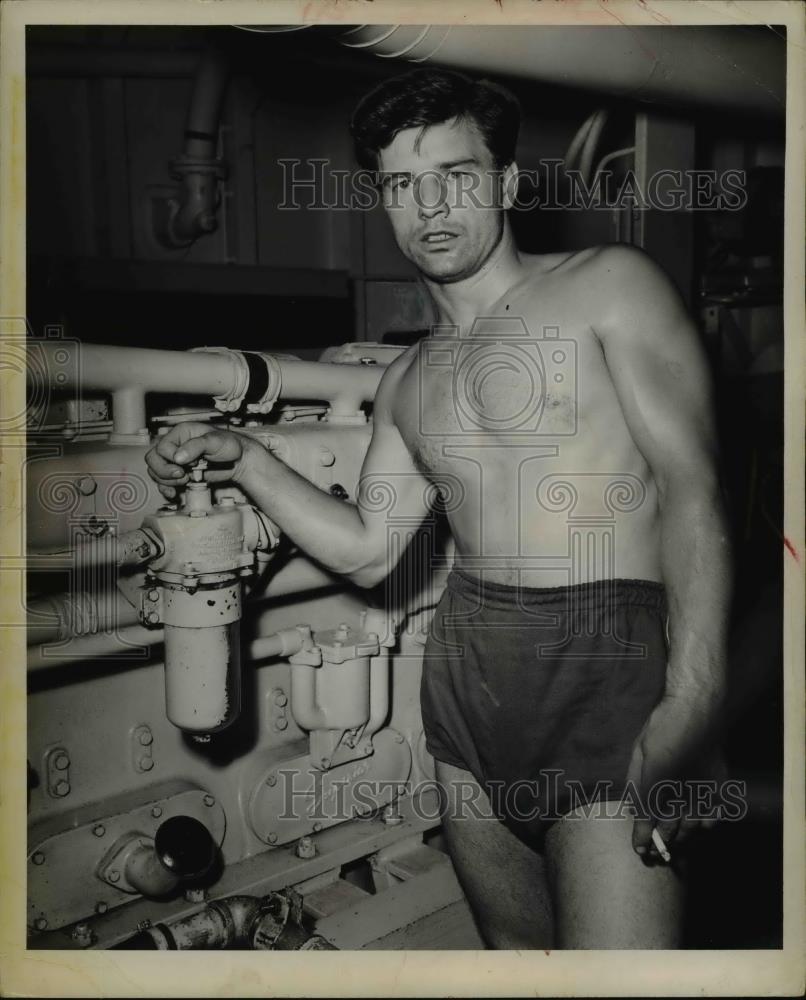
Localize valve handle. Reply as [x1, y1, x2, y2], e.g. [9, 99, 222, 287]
[154, 815, 217, 880]
[189, 459, 208, 483]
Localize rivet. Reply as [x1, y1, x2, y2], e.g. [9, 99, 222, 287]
[312, 822, 322, 833]
[34, 917, 48, 931]
[147, 589, 159, 602]
[108, 870, 120, 883]
[93, 824, 106, 837]
[274, 718, 288, 731]
[273, 692, 288, 708]
[31, 851, 45, 865]
[95, 902, 108, 915]
[203, 794, 215, 806]
[266, 774, 277, 787]
[146, 611, 160, 625]
[151, 806, 163, 818]
[53, 752, 70, 771]
[138, 756, 154, 772]
[138, 730, 153, 746]
[268, 832, 278, 844]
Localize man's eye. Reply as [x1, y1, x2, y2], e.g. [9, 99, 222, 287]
[447, 171, 468, 180]
[392, 177, 410, 191]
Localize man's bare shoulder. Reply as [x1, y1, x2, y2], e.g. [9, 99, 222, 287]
[523, 243, 657, 285]
[374, 342, 420, 419]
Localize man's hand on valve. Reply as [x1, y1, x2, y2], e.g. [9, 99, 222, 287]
[626, 690, 726, 865]
[146, 422, 255, 499]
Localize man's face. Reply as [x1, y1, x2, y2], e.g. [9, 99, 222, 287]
[376, 116, 512, 283]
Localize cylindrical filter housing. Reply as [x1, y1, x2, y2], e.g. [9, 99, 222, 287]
[162, 581, 242, 733]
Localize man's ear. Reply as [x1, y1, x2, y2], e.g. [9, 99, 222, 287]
[501, 161, 519, 210]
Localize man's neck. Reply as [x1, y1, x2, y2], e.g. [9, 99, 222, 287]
[422, 227, 525, 334]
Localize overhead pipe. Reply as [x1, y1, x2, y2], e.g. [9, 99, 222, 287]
[29, 342, 386, 440]
[158, 46, 230, 247]
[336, 25, 785, 116]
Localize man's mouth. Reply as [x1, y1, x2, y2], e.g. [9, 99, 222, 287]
[421, 231, 460, 246]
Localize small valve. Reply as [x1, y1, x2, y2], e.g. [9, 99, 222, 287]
[189, 459, 208, 483]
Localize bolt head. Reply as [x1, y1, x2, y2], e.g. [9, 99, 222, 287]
[54, 780, 71, 797]
[138, 756, 154, 772]
[266, 774, 277, 787]
[146, 611, 160, 625]
[53, 752, 70, 771]
[147, 589, 160, 602]
[108, 870, 120, 883]
[138, 730, 153, 746]
[273, 692, 288, 708]
[203, 794, 215, 807]
[312, 822, 322, 833]
[93, 824, 105, 837]
[274, 718, 288, 731]
[71, 922, 94, 947]
[31, 852, 45, 865]
[151, 806, 163, 818]
[95, 902, 108, 915]
[295, 836, 316, 859]
[34, 917, 48, 931]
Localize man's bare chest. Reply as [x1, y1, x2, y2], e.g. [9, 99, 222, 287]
[393, 319, 608, 475]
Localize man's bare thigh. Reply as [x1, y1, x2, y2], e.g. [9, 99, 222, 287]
[544, 802, 685, 949]
[435, 759, 554, 950]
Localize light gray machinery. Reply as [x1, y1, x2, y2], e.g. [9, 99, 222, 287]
[26, 341, 467, 950]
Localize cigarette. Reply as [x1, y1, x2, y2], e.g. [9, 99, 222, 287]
[651, 828, 672, 862]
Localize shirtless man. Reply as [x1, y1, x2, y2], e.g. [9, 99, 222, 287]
[146, 69, 731, 949]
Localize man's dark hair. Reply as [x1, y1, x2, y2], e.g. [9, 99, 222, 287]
[350, 68, 521, 172]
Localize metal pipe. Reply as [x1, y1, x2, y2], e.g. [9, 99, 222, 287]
[27, 558, 342, 669]
[365, 648, 390, 737]
[30, 342, 384, 432]
[289, 663, 328, 731]
[337, 25, 785, 117]
[250, 625, 308, 661]
[167, 46, 230, 245]
[27, 589, 141, 647]
[112, 892, 334, 950]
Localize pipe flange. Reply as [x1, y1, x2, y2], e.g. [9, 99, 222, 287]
[190, 347, 249, 413]
[170, 155, 228, 181]
[190, 347, 282, 415]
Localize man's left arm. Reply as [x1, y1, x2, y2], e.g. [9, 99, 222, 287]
[592, 244, 733, 857]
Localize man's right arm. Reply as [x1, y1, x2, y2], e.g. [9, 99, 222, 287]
[145, 351, 433, 588]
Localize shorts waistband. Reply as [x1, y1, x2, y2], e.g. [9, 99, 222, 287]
[446, 568, 667, 613]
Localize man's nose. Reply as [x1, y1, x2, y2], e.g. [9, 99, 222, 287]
[415, 171, 449, 219]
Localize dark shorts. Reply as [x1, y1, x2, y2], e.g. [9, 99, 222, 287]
[421, 569, 669, 848]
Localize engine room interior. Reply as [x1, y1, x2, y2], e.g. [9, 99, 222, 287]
[20, 20, 788, 955]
